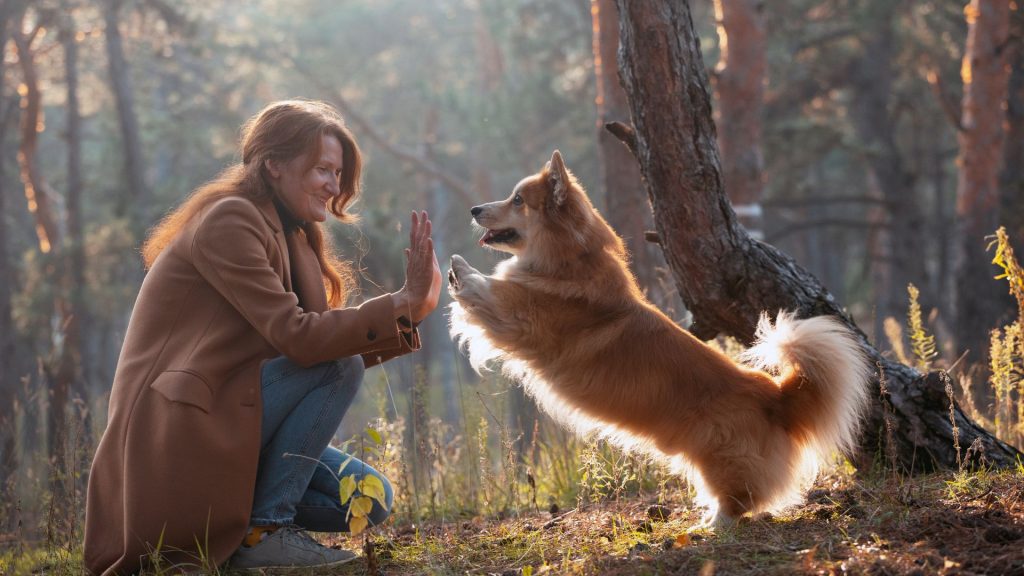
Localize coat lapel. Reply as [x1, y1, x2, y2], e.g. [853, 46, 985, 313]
[254, 197, 292, 292]
[254, 196, 328, 313]
[286, 231, 329, 314]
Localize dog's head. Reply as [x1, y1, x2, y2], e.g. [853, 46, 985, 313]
[471, 150, 596, 258]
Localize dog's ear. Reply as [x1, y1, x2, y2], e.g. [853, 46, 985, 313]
[546, 150, 570, 207]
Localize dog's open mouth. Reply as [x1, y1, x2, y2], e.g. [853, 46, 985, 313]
[479, 228, 519, 246]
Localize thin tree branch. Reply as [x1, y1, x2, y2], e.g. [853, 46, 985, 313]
[140, 0, 192, 35]
[926, 67, 965, 132]
[794, 26, 856, 55]
[605, 121, 638, 157]
[763, 195, 895, 209]
[281, 55, 479, 208]
[767, 218, 890, 244]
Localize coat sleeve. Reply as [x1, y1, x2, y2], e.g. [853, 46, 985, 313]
[191, 198, 418, 368]
[362, 329, 420, 368]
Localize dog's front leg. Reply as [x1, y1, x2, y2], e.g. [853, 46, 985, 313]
[448, 254, 489, 308]
[448, 255, 533, 349]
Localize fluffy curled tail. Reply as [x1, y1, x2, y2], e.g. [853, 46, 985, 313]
[740, 311, 872, 460]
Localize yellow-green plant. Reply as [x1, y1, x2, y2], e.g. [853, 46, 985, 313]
[477, 415, 493, 510]
[989, 326, 1020, 444]
[338, 427, 389, 535]
[907, 284, 937, 371]
[991, 227, 1024, 322]
[577, 439, 645, 504]
[987, 227, 1024, 447]
[883, 316, 910, 365]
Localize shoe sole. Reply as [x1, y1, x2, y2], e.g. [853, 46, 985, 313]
[231, 554, 358, 572]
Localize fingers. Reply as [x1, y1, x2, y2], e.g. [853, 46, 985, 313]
[409, 211, 419, 249]
[418, 211, 430, 251]
[408, 211, 433, 252]
[405, 210, 436, 286]
[406, 228, 433, 266]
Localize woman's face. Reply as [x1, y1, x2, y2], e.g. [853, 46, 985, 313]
[266, 133, 343, 223]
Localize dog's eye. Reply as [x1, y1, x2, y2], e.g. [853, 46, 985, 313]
[512, 194, 523, 206]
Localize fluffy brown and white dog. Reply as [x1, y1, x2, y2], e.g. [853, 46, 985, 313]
[447, 150, 871, 526]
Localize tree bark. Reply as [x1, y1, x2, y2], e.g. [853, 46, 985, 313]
[1001, 5, 1024, 246]
[14, 8, 86, 508]
[954, 0, 1013, 371]
[0, 0, 23, 514]
[711, 0, 766, 240]
[612, 0, 1022, 471]
[61, 1, 91, 461]
[103, 0, 148, 227]
[591, 0, 662, 296]
[15, 13, 65, 450]
[14, 22, 61, 255]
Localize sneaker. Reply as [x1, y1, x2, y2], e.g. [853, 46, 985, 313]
[229, 525, 357, 569]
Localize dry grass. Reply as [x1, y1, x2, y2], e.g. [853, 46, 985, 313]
[6, 463, 1024, 575]
[298, 466, 1024, 576]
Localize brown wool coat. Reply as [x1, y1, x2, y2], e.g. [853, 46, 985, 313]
[83, 196, 418, 575]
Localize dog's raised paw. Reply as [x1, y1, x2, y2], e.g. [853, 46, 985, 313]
[448, 255, 467, 293]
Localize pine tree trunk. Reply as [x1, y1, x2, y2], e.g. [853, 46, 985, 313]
[103, 0, 148, 227]
[61, 2, 91, 463]
[612, 0, 1022, 471]
[14, 24, 62, 254]
[14, 12, 70, 471]
[591, 0, 662, 296]
[848, 1, 930, 342]
[1001, 6, 1024, 246]
[0, 0, 22, 515]
[955, 0, 1014, 371]
[712, 0, 766, 240]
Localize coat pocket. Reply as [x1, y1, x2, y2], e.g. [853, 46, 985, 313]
[149, 370, 213, 413]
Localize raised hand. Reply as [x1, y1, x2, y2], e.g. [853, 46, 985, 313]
[400, 210, 442, 322]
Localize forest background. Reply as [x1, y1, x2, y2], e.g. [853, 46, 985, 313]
[1, 0, 1023, 571]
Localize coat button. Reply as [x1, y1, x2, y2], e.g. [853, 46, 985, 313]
[366, 329, 377, 341]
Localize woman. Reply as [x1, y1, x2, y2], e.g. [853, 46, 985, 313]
[83, 100, 442, 574]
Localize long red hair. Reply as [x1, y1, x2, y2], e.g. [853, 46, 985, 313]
[141, 100, 363, 307]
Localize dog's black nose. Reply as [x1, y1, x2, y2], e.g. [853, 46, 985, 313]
[471, 206, 483, 217]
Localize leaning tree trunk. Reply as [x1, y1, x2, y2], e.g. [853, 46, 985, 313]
[612, 0, 1022, 471]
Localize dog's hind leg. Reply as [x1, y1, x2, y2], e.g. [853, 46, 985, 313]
[711, 510, 737, 530]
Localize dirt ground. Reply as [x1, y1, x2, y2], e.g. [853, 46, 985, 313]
[4, 469, 1022, 575]
[317, 469, 1024, 575]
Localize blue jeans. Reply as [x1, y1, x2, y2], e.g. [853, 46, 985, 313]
[250, 355, 394, 531]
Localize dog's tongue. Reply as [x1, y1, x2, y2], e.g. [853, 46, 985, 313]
[479, 230, 494, 246]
